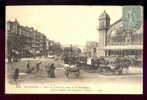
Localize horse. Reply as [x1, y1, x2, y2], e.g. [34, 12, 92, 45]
[121, 59, 131, 74]
[98, 58, 131, 75]
[112, 59, 131, 74]
[64, 64, 80, 79]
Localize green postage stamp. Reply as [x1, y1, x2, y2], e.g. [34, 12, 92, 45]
[123, 6, 143, 30]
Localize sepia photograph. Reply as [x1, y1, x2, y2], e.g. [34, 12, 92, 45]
[5, 5, 143, 94]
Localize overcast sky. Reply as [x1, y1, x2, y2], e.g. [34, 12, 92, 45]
[6, 6, 122, 46]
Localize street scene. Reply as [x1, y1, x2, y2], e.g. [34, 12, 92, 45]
[5, 6, 143, 94]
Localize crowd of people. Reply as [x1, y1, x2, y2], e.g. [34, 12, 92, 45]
[12, 60, 56, 84]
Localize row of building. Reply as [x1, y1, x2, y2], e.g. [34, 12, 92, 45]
[6, 19, 61, 61]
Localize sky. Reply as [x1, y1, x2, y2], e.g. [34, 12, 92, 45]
[6, 6, 122, 47]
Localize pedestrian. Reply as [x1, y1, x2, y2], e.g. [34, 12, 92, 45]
[12, 68, 19, 84]
[26, 60, 31, 74]
[50, 63, 56, 78]
[46, 63, 51, 78]
[87, 57, 92, 70]
[36, 61, 42, 72]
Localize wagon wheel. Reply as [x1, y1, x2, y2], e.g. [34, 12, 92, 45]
[115, 68, 123, 75]
[99, 67, 107, 74]
[75, 72, 80, 78]
[98, 67, 106, 73]
[102, 68, 107, 72]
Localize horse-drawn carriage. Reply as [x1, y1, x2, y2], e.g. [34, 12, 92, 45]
[96, 56, 132, 74]
[80, 56, 132, 75]
[63, 56, 80, 78]
[63, 55, 132, 77]
[64, 64, 80, 78]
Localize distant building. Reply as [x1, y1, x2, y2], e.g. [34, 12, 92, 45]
[62, 45, 81, 57]
[97, 7, 143, 61]
[84, 41, 98, 57]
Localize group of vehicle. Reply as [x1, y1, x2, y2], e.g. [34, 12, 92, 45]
[63, 55, 132, 78]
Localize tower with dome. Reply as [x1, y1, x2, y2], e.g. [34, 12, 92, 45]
[97, 11, 110, 56]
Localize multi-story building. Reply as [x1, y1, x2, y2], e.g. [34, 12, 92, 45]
[20, 26, 35, 57]
[6, 19, 48, 59]
[6, 19, 22, 62]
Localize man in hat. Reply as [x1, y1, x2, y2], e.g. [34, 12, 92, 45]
[36, 61, 42, 72]
[26, 60, 31, 74]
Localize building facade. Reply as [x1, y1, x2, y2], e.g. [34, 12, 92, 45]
[97, 7, 143, 62]
[6, 19, 48, 59]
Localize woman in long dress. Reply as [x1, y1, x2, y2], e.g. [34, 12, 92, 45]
[13, 68, 19, 84]
[47, 63, 56, 78]
[50, 63, 56, 78]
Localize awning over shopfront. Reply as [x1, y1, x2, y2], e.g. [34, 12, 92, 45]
[104, 45, 143, 50]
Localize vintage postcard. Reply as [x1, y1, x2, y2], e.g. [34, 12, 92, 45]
[5, 5, 143, 94]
